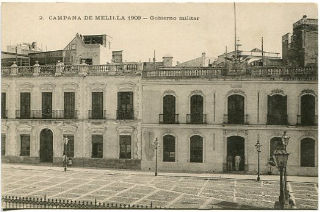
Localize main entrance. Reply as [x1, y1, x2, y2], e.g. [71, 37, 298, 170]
[227, 136, 245, 171]
[40, 128, 53, 162]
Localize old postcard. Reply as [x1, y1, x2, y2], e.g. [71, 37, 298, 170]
[1, 2, 318, 210]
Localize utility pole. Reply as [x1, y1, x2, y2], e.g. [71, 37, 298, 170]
[261, 37, 264, 66]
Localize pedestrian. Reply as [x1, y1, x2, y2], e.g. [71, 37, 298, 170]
[235, 154, 241, 171]
[227, 154, 233, 171]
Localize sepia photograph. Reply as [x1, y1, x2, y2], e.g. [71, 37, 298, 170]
[0, 2, 318, 210]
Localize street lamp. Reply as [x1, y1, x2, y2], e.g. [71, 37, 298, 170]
[255, 134, 262, 181]
[273, 146, 290, 209]
[153, 137, 159, 176]
[63, 137, 69, 172]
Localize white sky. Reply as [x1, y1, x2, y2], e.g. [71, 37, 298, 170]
[1, 3, 318, 63]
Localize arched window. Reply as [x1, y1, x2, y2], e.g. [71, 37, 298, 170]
[267, 94, 287, 125]
[190, 135, 203, 163]
[301, 95, 315, 126]
[189, 95, 204, 124]
[162, 95, 177, 124]
[163, 135, 175, 162]
[301, 138, 315, 167]
[270, 137, 282, 160]
[228, 95, 244, 124]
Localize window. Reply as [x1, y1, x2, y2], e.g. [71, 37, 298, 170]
[301, 94, 315, 126]
[163, 135, 175, 162]
[71, 44, 76, 50]
[1, 134, 5, 156]
[270, 137, 282, 160]
[162, 95, 176, 124]
[64, 92, 75, 119]
[20, 135, 30, 156]
[42, 92, 52, 119]
[190, 135, 203, 163]
[228, 94, 244, 124]
[20, 92, 31, 118]
[267, 94, 287, 125]
[91, 92, 103, 119]
[63, 135, 74, 157]
[119, 135, 131, 159]
[1, 93, 6, 119]
[190, 95, 204, 124]
[117, 92, 134, 120]
[92, 135, 103, 158]
[301, 138, 315, 167]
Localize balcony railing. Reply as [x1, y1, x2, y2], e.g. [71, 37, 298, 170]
[117, 109, 134, 120]
[88, 110, 107, 120]
[15, 110, 78, 119]
[186, 114, 207, 124]
[142, 66, 317, 81]
[297, 114, 318, 126]
[159, 114, 179, 124]
[1, 110, 8, 119]
[223, 114, 249, 125]
[267, 114, 288, 125]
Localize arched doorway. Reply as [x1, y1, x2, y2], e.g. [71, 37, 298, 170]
[190, 95, 203, 124]
[301, 95, 315, 126]
[40, 128, 53, 162]
[301, 138, 315, 167]
[267, 94, 287, 125]
[227, 136, 245, 171]
[228, 95, 244, 124]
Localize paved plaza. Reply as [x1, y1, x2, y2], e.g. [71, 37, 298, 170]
[1, 164, 318, 209]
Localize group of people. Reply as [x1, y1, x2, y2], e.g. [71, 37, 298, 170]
[227, 153, 242, 171]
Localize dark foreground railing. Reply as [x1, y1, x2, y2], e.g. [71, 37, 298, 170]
[2, 195, 159, 210]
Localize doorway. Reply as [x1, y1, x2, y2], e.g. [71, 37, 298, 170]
[227, 136, 245, 171]
[40, 128, 53, 162]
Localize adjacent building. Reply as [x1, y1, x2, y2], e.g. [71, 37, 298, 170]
[282, 15, 318, 67]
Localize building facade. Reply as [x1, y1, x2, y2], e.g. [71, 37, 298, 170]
[141, 67, 317, 176]
[1, 61, 143, 169]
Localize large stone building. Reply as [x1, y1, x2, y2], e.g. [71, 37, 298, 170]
[141, 66, 317, 176]
[282, 15, 318, 67]
[1, 61, 143, 169]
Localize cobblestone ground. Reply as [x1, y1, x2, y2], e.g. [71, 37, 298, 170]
[1, 165, 318, 209]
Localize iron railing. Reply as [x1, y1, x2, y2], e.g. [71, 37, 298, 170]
[159, 114, 179, 124]
[15, 110, 78, 119]
[186, 114, 207, 124]
[297, 114, 318, 126]
[223, 114, 249, 125]
[117, 109, 134, 120]
[267, 114, 288, 125]
[88, 110, 107, 119]
[1, 195, 158, 210]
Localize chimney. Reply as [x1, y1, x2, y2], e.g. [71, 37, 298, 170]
[201, 52, 206, 67]
[162, 56, 173, 67]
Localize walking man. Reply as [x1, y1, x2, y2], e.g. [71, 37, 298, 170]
[227, 154, 233, 171]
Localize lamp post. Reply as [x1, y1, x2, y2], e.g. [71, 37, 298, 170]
[273, 145, 289, 209]
[282, 131, 290, 203]
[255, 135, 262, 181]
[63, 137, 69, 172]
[153, 137, 159, 176]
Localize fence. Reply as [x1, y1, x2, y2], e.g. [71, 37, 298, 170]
[2, 195, 159, 210]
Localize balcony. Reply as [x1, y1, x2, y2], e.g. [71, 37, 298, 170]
[223, 114, 249, 125]
[186, 114, 207, 124]
[159, 114, 179, 124]
[15, 110, 78, 119]
[117, 109, 134, 120]
[297, 115, 318, 126]
[1, 110, 8, 119]
[267, 114, 288, 125]
[88, 110, 106, 120]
